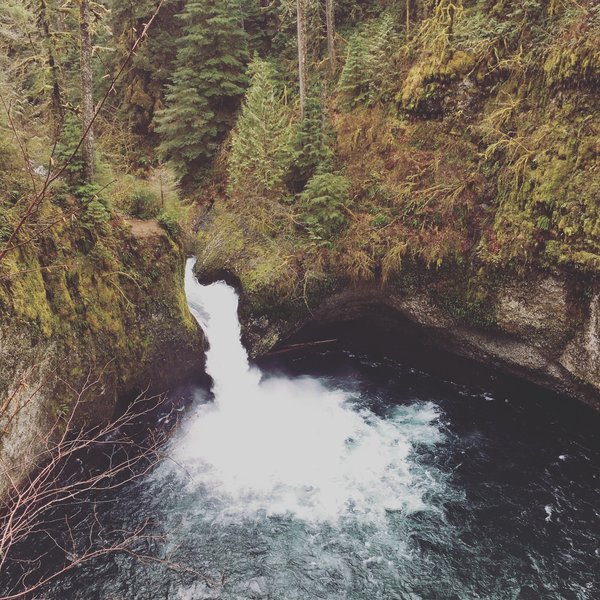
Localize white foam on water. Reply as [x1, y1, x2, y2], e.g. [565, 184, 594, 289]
[167, 259, 444, 523]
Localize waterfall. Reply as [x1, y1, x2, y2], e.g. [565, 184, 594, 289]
[13, 261, 600, 600]
[172, 258, 444, 522]
[184, 258, 260, 398]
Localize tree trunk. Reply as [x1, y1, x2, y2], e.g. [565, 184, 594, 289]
[80, 0, 94, 181]
[325, 0, 336, 73]
[38, 0, 64, 136]
[296, 0, 308, 118]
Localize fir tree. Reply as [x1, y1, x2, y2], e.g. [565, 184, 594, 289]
[156, 0, 249, 188]
[111, 0, 185, 141]
[228, 57, 293, 198]
[338, 15, 398, 108]
[239, 0, 278, 56]
[337, 30, 370, 107]
[289, 83, 334, 191]
[300, 171, 350, 240]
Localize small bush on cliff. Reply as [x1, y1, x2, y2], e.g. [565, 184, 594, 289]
[158, 197, 188, 240]
[129, 187, 162, 219]
[54, 115, 87, 185]
[300, 172, 351, 241]
[77, 184, 112, 233]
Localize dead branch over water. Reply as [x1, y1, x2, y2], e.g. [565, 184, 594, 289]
[0, 369, 217, 599]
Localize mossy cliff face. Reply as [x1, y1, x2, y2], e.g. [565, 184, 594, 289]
[0, 217, 203, 488]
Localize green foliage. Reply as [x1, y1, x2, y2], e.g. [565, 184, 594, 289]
[338, 15, 400, 109]
[55, 115, 86, 184]
[157, 209, 183, 239]
[129, 187, 161, 219]
[156, 0, 249, 188]
[228, 57, 294, 198]
[0, 206, 12, 243]
[77, 183, 112, 232]
[543, 5, 600, 87]
[0, 117, 29, 199]
[239, 0, 279, 56]
[84, 200, 111, 227]
[191, 0, 600, 329]
[371, 213, 390, 228]
[300, 172, 351, 241]
[157, 195, 187, 240]
[289, 86, 334, 190]
[111, 0, 185, 140]
[0, 0, 39, 94]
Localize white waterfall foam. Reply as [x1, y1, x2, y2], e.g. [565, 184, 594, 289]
[184, 259, 260, 397]
[169, 258, 443, 522]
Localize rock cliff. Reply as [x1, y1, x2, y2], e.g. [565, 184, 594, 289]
[0, 219, 204, 489]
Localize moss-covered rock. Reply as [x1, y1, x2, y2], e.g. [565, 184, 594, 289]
[0, 208, 204, 490]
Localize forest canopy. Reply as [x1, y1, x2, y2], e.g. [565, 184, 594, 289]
[0, 0, 598, 288]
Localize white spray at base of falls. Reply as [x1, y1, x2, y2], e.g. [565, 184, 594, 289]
[171, 258, 444, 523]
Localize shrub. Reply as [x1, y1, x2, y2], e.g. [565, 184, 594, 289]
[55, 115, 86, 184]
[77, 184, 112, 233]
[158, 208, 183, 239]
[129, 187, 161, 219]
[300, 172, 351, 240]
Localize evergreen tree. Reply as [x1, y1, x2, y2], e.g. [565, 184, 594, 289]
[229, 57, 293, 198]
[337, 30, 370, 107]
[366, 15, 397, 104]
[289, 83, 334, 190]
[111, 0, 184, 142]
[239, 0, 278, 56]
[338, 15, 398, 108]
[156, 0, 249, 188]
[300, 171, 350, 240]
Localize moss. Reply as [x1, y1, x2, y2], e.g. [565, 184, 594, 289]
[400, 50, 476, 110]
[196, 204, 300, 310]
[1, 251, 56, 337]
[544, 32, 600, 86]
[561, 251, 600, 272]
[1, 180, 201, 434]
[483, 98, 599, 271]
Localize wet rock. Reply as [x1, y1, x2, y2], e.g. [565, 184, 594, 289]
[237, 272, 600, 411]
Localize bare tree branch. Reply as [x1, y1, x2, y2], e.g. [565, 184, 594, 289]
[0, 368, 213, 599]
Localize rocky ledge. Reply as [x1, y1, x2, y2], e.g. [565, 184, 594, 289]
[233, 269, 599, 411]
